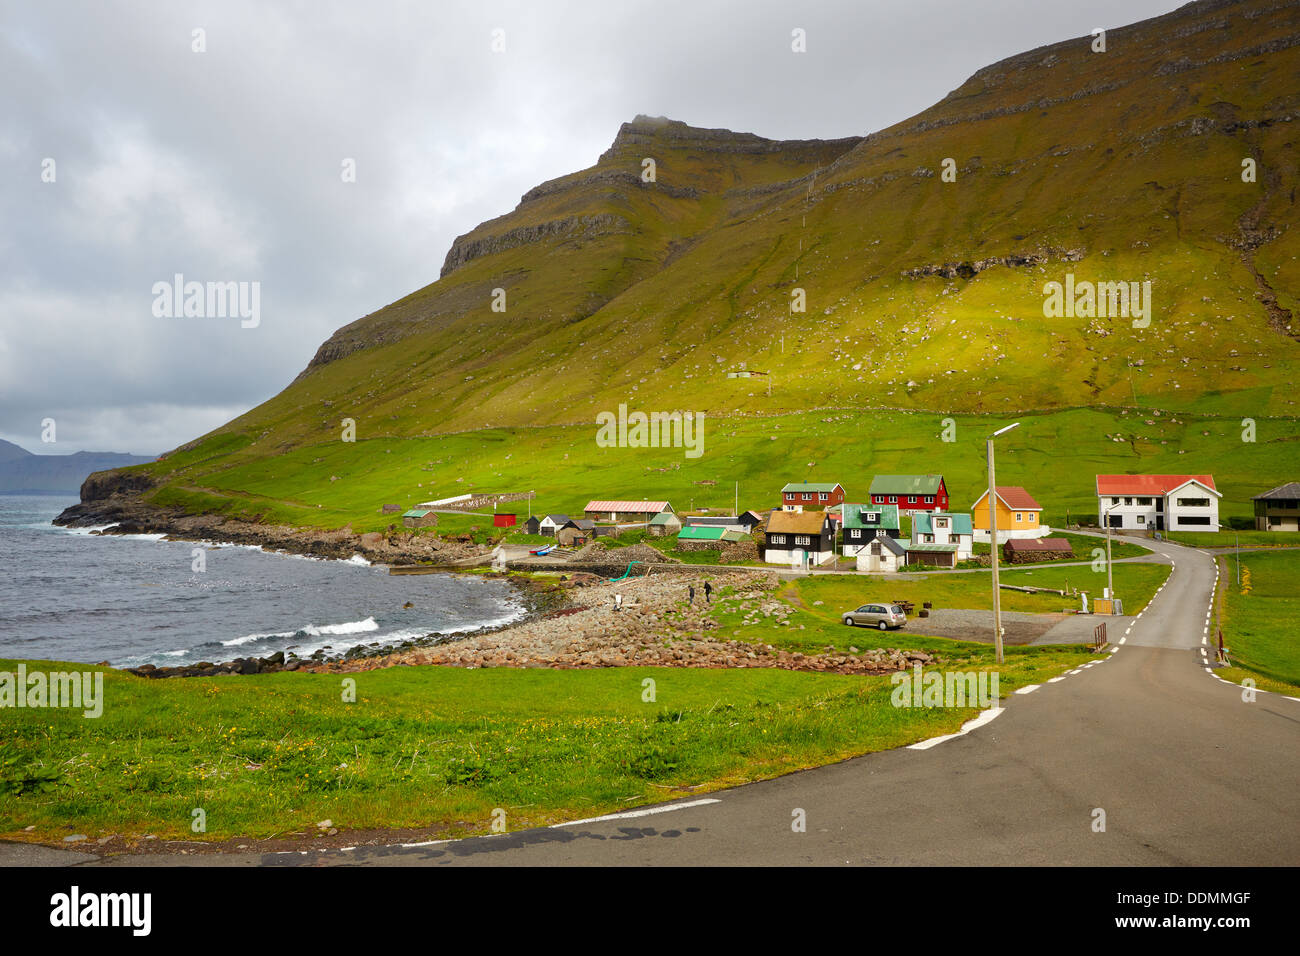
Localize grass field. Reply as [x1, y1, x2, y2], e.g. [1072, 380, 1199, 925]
[1167, 530, 1300, 549]
[707, 562, 1168, 655]
[0, 655, 1089, 844]
[132, 407, 1298, 545]
[1216, 550, 1300, 695]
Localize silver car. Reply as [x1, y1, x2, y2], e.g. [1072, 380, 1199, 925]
[842, 603, 907, 630]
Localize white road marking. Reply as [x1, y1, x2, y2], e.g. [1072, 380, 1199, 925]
[1048, 676, 1067, 682]
[554, 798, 721, 827]
[908, 707, 1004, 750]
[1014, 685, 1040, 695]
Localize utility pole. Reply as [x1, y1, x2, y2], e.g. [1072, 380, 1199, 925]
[1106, 506, 1115, 603]
[988, 422, 1020, 665]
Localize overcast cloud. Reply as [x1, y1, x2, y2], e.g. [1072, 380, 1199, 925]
[0, 0, 1182, 454]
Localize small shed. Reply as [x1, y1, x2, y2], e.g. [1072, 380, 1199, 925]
[402, 509, 438, 529]
[522, 516, 541, 535]
[648, 511, 683, 537]
[905, 543, 958, 568]
[856, 535, 907, 572]
[493, 513, 517, 528]
[1004, 537, 1074, 563]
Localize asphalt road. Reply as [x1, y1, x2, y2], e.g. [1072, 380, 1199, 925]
[9, 536, 1298, 867]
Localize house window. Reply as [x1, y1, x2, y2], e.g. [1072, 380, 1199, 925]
[1124, 497, 1133, 506]
[802, 492, 812, 500]
[1112, 497, 1120, 506]
[1015, 513, 1022, 522]
[1028, 513, 1036, 523]
[888, 495, 897, 503]
[850, 529, 862, 539]
[819, 492, 828, 501]
[1137, 515, 1145, 525]
[795, 535, 811, 546]
[866, 512, 878, 522]
[1178, 516, 1212, 526]
[908, 495, 917, 503]
[770, 534, 785, 545]
[1138, 497, 1152, 506]
[936, 518, 947, 528]
[1177, 497, 1211, 508]
[924, 495, 934, 503]
[923, 534, 934, 543]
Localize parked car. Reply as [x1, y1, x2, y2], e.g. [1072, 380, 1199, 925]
[842, 603, 907, 630]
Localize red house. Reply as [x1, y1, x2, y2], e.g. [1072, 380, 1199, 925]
[492, 513, 517, 528]
[868, 475, 949, 513]
[780, 482, 846, 512]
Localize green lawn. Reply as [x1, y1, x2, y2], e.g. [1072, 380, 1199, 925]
[1217, 550, 1300, 694]
[1167, 529, 1300, 549]
[0, 658, 1085, 845]
[709, 562, 1167, 655]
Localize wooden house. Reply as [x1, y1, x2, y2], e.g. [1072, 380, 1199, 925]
[911, 512, 974, 559]
[1252, 483, 1300, 532]
[869, 475, 949, 514]
[762, 510, 837, 568]
[780, 482, 845, 512]
[538, 514, 571, 536]
[835, 503, 902, 556]
[971, 486, 1046, 542]
[522, 516, 541, 535]
[855, 535, 907, 572]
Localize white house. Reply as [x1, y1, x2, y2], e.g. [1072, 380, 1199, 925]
[911, 512, 975, 559]
[762, 510, 837, 569]
[1096, 475, 1220, 533]
[538, 514, 571, 536]
[855, 535, 907, 572]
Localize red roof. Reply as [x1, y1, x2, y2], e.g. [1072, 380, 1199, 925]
[1096, 475, 1216, 495]
[974, 486, 1041, 510]
[584, 500, 671, 513]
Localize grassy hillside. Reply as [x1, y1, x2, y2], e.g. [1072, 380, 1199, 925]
[130, 405, 1296, 532]
[97, 0, 1300, 523]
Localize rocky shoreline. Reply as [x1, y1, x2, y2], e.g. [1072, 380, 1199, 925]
[55, 476, 939, 679]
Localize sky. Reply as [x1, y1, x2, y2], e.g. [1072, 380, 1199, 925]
[0, 0, 1184, 454]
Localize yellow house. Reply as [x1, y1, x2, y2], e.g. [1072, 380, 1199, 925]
[971, 486, 1045, 542]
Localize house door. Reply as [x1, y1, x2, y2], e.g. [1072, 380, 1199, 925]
[869, 540, 883, 572]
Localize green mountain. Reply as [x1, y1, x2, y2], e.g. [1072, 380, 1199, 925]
[67, 0, 1300, 528]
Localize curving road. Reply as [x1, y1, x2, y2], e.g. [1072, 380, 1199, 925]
[14, 537, 1300, 867]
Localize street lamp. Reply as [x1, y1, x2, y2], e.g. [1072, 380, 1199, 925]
[987, 422, 1020, 664]
[1103, 502, 1118, 604]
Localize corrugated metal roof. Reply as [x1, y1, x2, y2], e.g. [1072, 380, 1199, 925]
[402, 509, 433, 518]
[870, 474, 944, 495]
[585, 500, 671, 513]
[839, 503, 900, 530]
[781, 482, 843, 494]
[906, 543, 958, 552]
[649, 511, 680, 525]
[678, 525, 727, 540]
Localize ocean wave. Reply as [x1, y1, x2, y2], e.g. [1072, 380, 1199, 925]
[303, 616, 380, 636]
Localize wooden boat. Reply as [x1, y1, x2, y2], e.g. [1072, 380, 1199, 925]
[529, 544, 554, 556]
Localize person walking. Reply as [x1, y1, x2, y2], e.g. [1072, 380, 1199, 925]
[688, 585, 695, 605]
[703, 581, 712, 604]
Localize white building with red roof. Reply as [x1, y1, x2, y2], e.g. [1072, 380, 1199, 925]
[1096, 475, 1220, 533]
